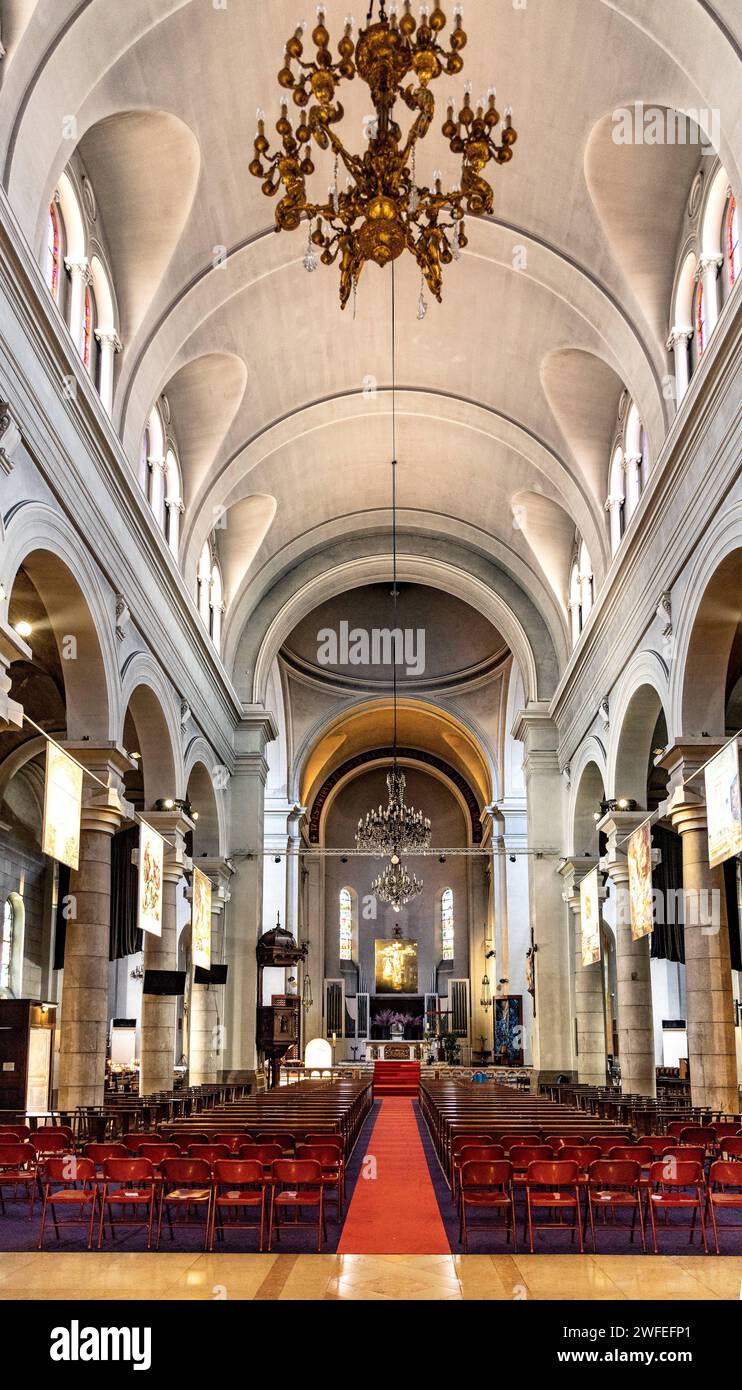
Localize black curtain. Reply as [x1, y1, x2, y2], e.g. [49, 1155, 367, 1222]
[54, 828, 142, 966]
[110, 825, 142, 961]
[724, 856, 742, 972]
[651, 825, 685, 963]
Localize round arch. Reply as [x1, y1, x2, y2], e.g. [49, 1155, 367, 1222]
[607, 650, 672, 800]
[183, 740, 226, 858]
[670, 502, 742, 737]
[309, 751, 484, 851]
[567, 738, 608, 858]
[119, 656, 183, 806]
[1, 505, 118, 740]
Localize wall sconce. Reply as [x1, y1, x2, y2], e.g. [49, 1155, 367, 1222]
[480, 972, 492, 1010]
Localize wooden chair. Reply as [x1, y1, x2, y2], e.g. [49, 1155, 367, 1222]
[38, 1156, 98, 1249]
[209, 1159, 267, 1251]
[525, 1159, 583, 1253]
[268, 1159, 325, 1252]
[0, 1142, 37, 1220]
[98, 1157, 157, 1250]
[587, 1159, 645, 1252]
[156, 1158, 213, 1249]
[648, 1159, 708, 1253]
[459, 1160, 516, 1252]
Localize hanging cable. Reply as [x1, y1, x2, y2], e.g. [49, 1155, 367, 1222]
[391, 258, 398, 770]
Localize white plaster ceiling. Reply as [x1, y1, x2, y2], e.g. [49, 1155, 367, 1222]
[2, 0, 740, 677]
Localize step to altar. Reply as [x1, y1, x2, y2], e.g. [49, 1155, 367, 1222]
[373, 1059, 421, 1096]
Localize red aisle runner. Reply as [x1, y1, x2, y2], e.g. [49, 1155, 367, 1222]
[338, 1097, 450, 1254]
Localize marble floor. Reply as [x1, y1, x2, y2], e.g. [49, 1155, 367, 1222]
[0, 1251, 740, 1300]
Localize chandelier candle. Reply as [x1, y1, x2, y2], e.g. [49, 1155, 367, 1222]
[250, 1, 517, 307]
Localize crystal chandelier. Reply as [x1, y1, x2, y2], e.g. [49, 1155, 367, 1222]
[356, 766, 431, 856]
[372, 860, 424, 911]
[250, 0, 517, 308]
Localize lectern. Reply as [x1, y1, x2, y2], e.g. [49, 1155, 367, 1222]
[256, 916, 307, 1087]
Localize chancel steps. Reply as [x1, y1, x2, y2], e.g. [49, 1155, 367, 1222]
[373, 1060, 421, 1096]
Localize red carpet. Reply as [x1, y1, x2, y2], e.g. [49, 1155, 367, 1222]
[338, 1098, 450, 1254]
[373, 1059, 421, 1095]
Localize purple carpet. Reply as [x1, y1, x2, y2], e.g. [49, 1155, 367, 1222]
[0, 1104, 380, 1256]
[413, 1104, 742, 1256]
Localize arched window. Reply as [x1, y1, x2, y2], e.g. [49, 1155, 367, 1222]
[164, 448, 182, 558]
[578, 539, 593, 623]
[339, 888, 353, 961]
[1, 899, 14, 992]
[441, 887, 454, 960]
[45, 203, 63, 302]
[606, 445, 625, 555]
[82, 282, 97, 374]
[569, 559, 582, 647]
[725, 193, 739, 290]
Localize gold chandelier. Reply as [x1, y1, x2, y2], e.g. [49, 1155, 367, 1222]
[250, 0, 517, 308]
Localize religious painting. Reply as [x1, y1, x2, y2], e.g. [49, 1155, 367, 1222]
[580, 866, 602, 966]
[705, 740, 742, 869]
[494, 995, 524, 1065]
[628, 821, 654, 941]
[374, 937, 418, 993]
[42, 744, 83, 871]
[192, 865, 212, 970]
[138, 821, 164, 937]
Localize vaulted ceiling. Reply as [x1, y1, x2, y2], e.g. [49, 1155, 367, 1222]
[2, 0, 740, 686]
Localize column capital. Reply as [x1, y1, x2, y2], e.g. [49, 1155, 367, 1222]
[666, 326, 693, 350]
[656, 737, 726, 789]
[94, 330, 123, 353]
[64, 255, 92, 284]
[598, 809, 648, 866]
[511, 702, 558, 755]
[0, 619, 31, 730]
[236, 704, 278, 759]
[605, 494, 624, 512]
[62, 741, 135, 835]
[199, 856, 234, 908]
[144, 810, 194, 879]
[698, 253, 723, 276]
[559, 856, 601, 909]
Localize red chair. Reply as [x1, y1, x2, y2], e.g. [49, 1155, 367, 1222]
[648, 1159, 708, 1253]
[711, 1123, 742, 1142]
[36, 1126, 74, 1146]
[509, 1144, 553, 1186]
[84, 1142, 128, 1175]
[159, 1131, 208, 1148]
[545, 1135, 586, 1150]
[38, 1156, 98, 1249]
[587, 1159, 645, 1252]
[451, 1134, 495, 1192]
[187, 1144, 231, 1165]
[137, 1142, 182, 1170]
[0, 1125, 31, 1142]
[459, 1160, 516, 1252]
[297, 1143, 345, 1217]
[718, 1136, 742, 1160]
[268, 1159, 324, 1251]
[706, 1160, 742, 1254]
[209, 1159, 267, 1251]
[642, 1135, 675, 1159]
[589, 1134, 631, 1150]
[0, 1142, 37, 1220]
[499, 1134, 538, 1153]
[663, 1146, 705, 1167]
[559, 1145, 601, 1174]
[212, 1133, 248, 1153]
[156, 1158, 212, 1249]
[257, 1132, 295, 1153]
[679, 1126, 715, 1153]
[98, 1158, 157, 1250]
[30, 1132, 72, 1158]
[525, 1160, 584, 1253]
[122, 1134, 154, 1153]
[304, 1132, 344, 1153]
[238, 1143, 283, 1176]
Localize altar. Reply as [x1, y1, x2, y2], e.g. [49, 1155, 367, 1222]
[365, 1041, 423, 1061]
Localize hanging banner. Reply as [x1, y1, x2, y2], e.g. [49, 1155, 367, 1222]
[628, 821, 654, 940]
[42, 744, 83, 871]
[580, 866, 601, 966]
[192, 865, 212, 970]
[138, 821, 164, 937]
[705, 740, 742, 869]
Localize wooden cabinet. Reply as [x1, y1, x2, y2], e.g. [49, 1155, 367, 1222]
[0, 999, 56, 1114]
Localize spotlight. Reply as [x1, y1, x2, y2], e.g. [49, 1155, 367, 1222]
[274, 855, 281, 864]
[509, 854, 516, 863]
[14, 620, 32, 639]
[439, 854, 446, 864]
[340, 855, 348, 864]
[155, 797, 176, 811]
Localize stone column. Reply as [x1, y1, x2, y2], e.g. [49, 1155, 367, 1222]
[64, 257, 92, 355]
[623, 452, 642, 521]
[662, 741, 739, 1114]
[57, 745, 133, 1111]
[302, 847, 325, 1045]
[189, 863, 231, 1085]
[605, 496, 623, 556]
[560, 858, 607, 1085]
[599, 811, 656, 1098]
[512, 706, 572, 1075]
[699, 255, 723, 336]
[138, 812, 191, 1097]
[94, 331, 122, 416]
[666, 327, 692, 406]
[223, 707, 277, 1076]
[0, 620, 29, 730]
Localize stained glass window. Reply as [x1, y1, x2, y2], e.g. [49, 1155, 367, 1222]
[441, 887, 454, 960]
[0, 900, 13, 991]
[694, 278, 705, 358]
[83, 285, 93, 369]
[339, 887, 353, 961]
[727, 194, 739, 287]
[46, 204, 61, 301]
